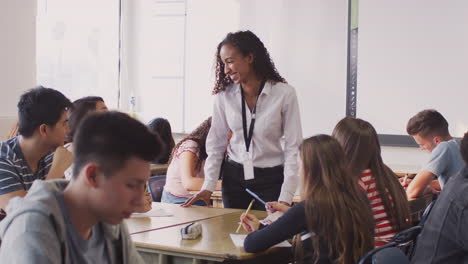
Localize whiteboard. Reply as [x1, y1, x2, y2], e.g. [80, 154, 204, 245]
[357, 0, 468, 137]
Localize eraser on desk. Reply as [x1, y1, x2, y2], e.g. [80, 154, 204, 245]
[180, 222, 202, 240]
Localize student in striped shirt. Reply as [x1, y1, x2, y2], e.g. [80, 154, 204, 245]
[0, 86, 72, 211]
[333, 117, 410, 247]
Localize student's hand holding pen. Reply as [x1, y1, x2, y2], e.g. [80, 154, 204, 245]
[240, 213, 260, 233]
[266, 201, 291, 214]
[399, 175, 411, 190]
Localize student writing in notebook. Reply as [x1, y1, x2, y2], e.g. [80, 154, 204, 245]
[332, 117, 410, 247]
[404, 109, 464, 199]
[161, 117, 221, 205]
[240, 135, 374, 264]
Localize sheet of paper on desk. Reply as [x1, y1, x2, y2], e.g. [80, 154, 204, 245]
[229, 234, 291, 248]
[131, 207, 173, 218]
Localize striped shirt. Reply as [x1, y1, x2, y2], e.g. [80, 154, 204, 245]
[0, 137, 53, 195]
[358, 170, 396, 247]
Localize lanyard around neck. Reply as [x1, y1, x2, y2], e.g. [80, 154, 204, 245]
[241, 80, 266, 153]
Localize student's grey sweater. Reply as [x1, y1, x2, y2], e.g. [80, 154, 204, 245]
[0, 179, 144, 264]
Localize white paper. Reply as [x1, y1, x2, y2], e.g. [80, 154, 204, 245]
[131, 207, 173, 218]
[230, 234, 291, 248]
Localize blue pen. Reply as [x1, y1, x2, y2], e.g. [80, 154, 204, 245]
[245, 188, 272, 209]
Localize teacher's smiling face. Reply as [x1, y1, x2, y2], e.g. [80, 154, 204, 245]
[219, 44, 254, 84]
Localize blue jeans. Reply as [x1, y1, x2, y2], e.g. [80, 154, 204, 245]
[161, 190, 207, 206]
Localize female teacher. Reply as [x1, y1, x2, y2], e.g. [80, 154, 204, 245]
[183, 30, 302, 210]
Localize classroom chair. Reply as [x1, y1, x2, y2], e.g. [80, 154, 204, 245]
[358, 225, 422, 264]
[148, 175, 166, 202]
[359, 243, 410, 264]
[371, 247, 409, 264]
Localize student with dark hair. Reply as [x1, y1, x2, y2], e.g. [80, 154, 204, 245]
[332, 117, 410, 247]
[240, 135, 374, 264]
[147, 117, 175, 164]
[67, 96, 107, 142]
[161, 117, 221, 205]
[64, 97, 151, 213]
[404, 109, 464, 199]
[183, 30, 302, 210]
[0, 86, 72, 210]
[411, 132, 468, 263]
[64, 96, 108, 178]
[0, 111, 162, 263]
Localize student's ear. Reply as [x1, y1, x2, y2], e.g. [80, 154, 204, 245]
[433, 136, 443, 145]
[84, 163, 100, 188]
[38, 124, 48, 137]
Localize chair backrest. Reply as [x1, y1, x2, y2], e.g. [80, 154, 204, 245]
[391, 225, 422, 245]
[372, 247, 409, 264]
[358, 243, 396, 264]
[148, 175, 166, 202]
[419, 198, 437, 226]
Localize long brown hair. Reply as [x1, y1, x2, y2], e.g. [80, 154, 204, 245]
[332, 117, 410, 233]
[299, 135, 374, 264]
[168, 117, 211, 172]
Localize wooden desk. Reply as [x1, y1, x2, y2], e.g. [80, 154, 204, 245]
[131, 210, 292, 264]
[151, 163, 168, 176]
[125, 202, 239, 234]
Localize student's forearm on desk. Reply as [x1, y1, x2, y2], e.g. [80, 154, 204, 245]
[406, 170, 434, 199]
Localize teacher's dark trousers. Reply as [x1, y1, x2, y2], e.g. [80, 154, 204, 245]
[221, 157, 284, 210]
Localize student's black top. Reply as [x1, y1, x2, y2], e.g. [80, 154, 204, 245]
[244, 201, 330, 263]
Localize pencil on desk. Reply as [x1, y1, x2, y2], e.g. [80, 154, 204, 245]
[236, 199, 255, 234]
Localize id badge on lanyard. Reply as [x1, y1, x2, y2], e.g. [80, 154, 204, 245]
[241, 80, 265, 181]
[243, 151, 255, 180]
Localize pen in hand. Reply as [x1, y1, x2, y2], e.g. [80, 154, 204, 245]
[236, 199, 255, 233]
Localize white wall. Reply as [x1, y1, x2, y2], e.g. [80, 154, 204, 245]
[0, 0, 37, 140]
[36, 0, 120, 108]
[357, 0, 468, 137]
[238, 0, 349, 137]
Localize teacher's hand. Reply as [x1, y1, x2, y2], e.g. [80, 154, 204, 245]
[181, 190, 213, 207]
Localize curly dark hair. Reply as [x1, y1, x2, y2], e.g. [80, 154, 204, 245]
[169, 117, 212, 172]
[212, 30, 286, 94]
